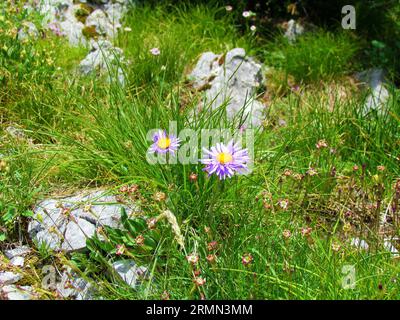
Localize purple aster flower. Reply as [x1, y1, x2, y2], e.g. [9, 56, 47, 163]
[148, 130, 180, 154]
[200, 140, 250, 180]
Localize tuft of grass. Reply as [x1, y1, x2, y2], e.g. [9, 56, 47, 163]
[1, 1, 400, 300]
[265, 31, 360, 85]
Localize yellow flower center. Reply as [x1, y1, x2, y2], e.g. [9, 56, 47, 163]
[216, 152, 233, 164]
[157, 137, 171, 149]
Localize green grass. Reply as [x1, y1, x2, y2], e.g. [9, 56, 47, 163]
[1, 1, 400, 300]
[265, 31, 360, 85]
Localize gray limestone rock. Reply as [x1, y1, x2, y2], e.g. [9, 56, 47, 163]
[0, 285, 36, 300]
[112, 260, 149, 288]
[4, 246, 31, 259]
[189, 48, 265, 127]
[18, 22, 39, 41]
[56, 268, 95, 299]
[10, 257, 25, 267]
[355, 68, 390, 115]
[28, 189, 138, 252]
[5, 126, 26, 140]
[284, 19, 305, 42]
[0, 272, 22, 285]
[79, 39, 126, 85]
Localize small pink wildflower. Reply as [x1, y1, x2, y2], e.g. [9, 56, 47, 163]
[278, 199, 289, 210]
[241, 253, 253, 266]
[135, 235, 145, 246]
[301, 227, 312, 237]
[116, 244, 125, 256]
[331, 242, 341, 252]
[147, 217, 157, 229]
[316, 139, 328, 149]
[206, 254, 216, 263]
[307, 167, 318, 176]
[207, 241, 218, 251]
[186, 253, 199, 265]
[282, 229, 291, 239]
[194, 277, 206, 286]
[283, 169, 292, 177]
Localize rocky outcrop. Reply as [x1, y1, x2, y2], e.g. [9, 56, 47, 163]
[284, 19, 304, 42]
[1, 285, 36, 300]
[0, 269, 36, 300]
[17, 21, 39, 41]
[0, 272, 22, 285]
[38, 0, 128, 46]
[189, 48, 266, 128]
[112, 260, 149, 288]
[355, 68, 390, 115]
[4, 245, 30, 267]
[56, 267, 95, 300]
[35, 0, 129, 85]
[28, 189, 139, 252]
[79, 39, 126, 85]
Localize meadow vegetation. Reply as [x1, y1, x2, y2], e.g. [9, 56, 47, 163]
[1, 0, 400, 299]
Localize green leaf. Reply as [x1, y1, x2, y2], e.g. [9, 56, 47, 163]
[22, 210, 34, 218]
[371, 40, 386, 49]
[2, 206, 16, 223]
[144, 236, 157, 250]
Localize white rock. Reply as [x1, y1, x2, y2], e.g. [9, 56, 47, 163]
[37, 0, 130, 46]
[104, 3, 126, 27]
[384, 240, 399, 257]
[4, 246, 31, 259]
[190, 52, 219, 89]
[350, 237, 369, 250]
[28, 189, 138, 252]
[190, 48, 265, 127]
[10, 257, 25, 267]
[59, 4, 89, 47]
[284, 19, 304, 42]
[1, 285, 35, 300]
[60, 19, 86, 47]
[0, 272, 22, 285]
[61, 218, 96, 251]
[56, 268, 94, 299]
[18, 22, 39, 41]
[79, 40, 126, 85]
[5, 126, 26, 140]
[86, 9, 117, 39]
[38, 0, 73, 25]
[355, 68, 390, 115]
[112, 260, 148, 288]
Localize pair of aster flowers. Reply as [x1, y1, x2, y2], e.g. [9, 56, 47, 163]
[148, 130, 250, 180]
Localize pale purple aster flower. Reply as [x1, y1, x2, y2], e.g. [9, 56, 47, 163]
[150, 47, 160, 56]
[242, 11, 251, 18]
[148, 130, 180, 154]
[200, 140, 250, 180]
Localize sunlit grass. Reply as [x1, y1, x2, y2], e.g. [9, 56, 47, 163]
[1, 1, 400, 300]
